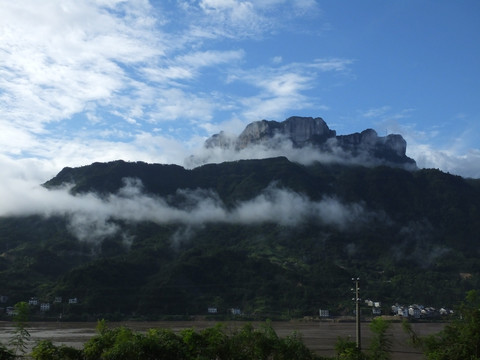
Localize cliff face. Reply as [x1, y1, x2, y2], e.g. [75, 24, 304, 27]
[204, 116, 416, 168]
[334, 129, 411, 164]
[236, 117, 336, 149]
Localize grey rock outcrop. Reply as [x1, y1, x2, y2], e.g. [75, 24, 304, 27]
[334, 129, 413, 166]
[202, 116, 416, 168]
[235, 116, 336, 149]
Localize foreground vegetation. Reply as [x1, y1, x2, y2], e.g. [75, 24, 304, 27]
[0, 318, 390, 360]
[9, 320, 319, 360]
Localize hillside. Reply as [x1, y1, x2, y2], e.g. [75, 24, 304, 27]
[0, 156, 479, 320]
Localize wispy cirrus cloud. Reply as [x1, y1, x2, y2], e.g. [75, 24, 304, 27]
[177, 0, 322, 42]
[227, 58, 352, 121]
[141, 50, 245, 84]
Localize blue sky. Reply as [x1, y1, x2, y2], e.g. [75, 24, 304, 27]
[1, 0, 479, 184]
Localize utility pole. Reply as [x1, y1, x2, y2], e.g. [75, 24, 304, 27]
[352, 277, 361, 351]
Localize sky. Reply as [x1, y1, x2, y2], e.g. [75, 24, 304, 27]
[1, 0, 480, 186]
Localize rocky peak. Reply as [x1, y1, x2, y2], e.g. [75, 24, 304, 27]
[236, 116, 336, 149]
[384, 134, 408, 157]
[334, 129, 411, 164]
[281, 116, 336, 145]
[205, 131, 234, 149]
[202, 116, 416, 168]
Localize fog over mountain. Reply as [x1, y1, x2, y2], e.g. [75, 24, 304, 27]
[64, 181, 374, 242]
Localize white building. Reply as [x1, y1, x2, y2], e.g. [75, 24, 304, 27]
[319, 309, 330, 317]
[28, 298, 39, 306]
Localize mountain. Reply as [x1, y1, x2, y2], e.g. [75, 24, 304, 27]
[0, 118, 479, 321]
[202, 116, 416, 168]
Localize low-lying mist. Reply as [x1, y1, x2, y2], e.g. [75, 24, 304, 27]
[0, 177, 375, 242]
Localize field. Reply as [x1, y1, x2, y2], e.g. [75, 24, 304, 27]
[0, 320, 444, 359]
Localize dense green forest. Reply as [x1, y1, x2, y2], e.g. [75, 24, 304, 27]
[0, 158, 479, 320]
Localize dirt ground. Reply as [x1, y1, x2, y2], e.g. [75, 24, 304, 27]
[0, 320, 444, 359]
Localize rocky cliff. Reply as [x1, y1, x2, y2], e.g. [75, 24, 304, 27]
[204, 116, 416, 168]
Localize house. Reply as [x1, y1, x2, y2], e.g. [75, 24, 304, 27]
[372, 307, 382, 315]
[231, 308, 241, 315]
[397, 307, 408, 317]
[54, 297, 62, 303]
[40, 303, 50, 312]
[6, 307, 16, 316]
[408, 305, 422, 319]
[68, 298, 78, 304]
[319, 309, 330, 317]
[439, 308, 453, 316]
[28, 297, 39, 306]
[207, 307, 218, 314]
[367, 300, 381, 308]
[0, 295, 8, 303]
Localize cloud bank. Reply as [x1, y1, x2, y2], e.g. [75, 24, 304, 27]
[408, 146, 480, 179]
[0, 177, 372, 242]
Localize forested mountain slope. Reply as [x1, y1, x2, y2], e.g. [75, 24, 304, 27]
[1, 157, 479, 319]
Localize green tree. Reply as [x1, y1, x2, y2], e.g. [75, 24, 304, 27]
[404, 290, 480, 360]
[367, 318, 392, 360]
[8, 302, 30, 357]
[79, 320, 319, 360]
[334, 318, 391, 360]
[334, 337, 366, 360]
[31, 340, 83, 360]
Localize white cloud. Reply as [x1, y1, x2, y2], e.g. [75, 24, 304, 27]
[362, 106, 391, 119]
[188, 0, 321, 39]
[230, 185, 367, 228]
[227, 59, 352, 121]
[377, 117, 480, 178]
[408, 145, 480, 179]
[198, 0, 270, 38]
[0, 0, 161, 128]
[177, 49, 245, 70]
[141, 49, 244, 84]
[0, 173, 372, 242]
[272, 56, 283, 64]
[311, 58, 353, 72]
